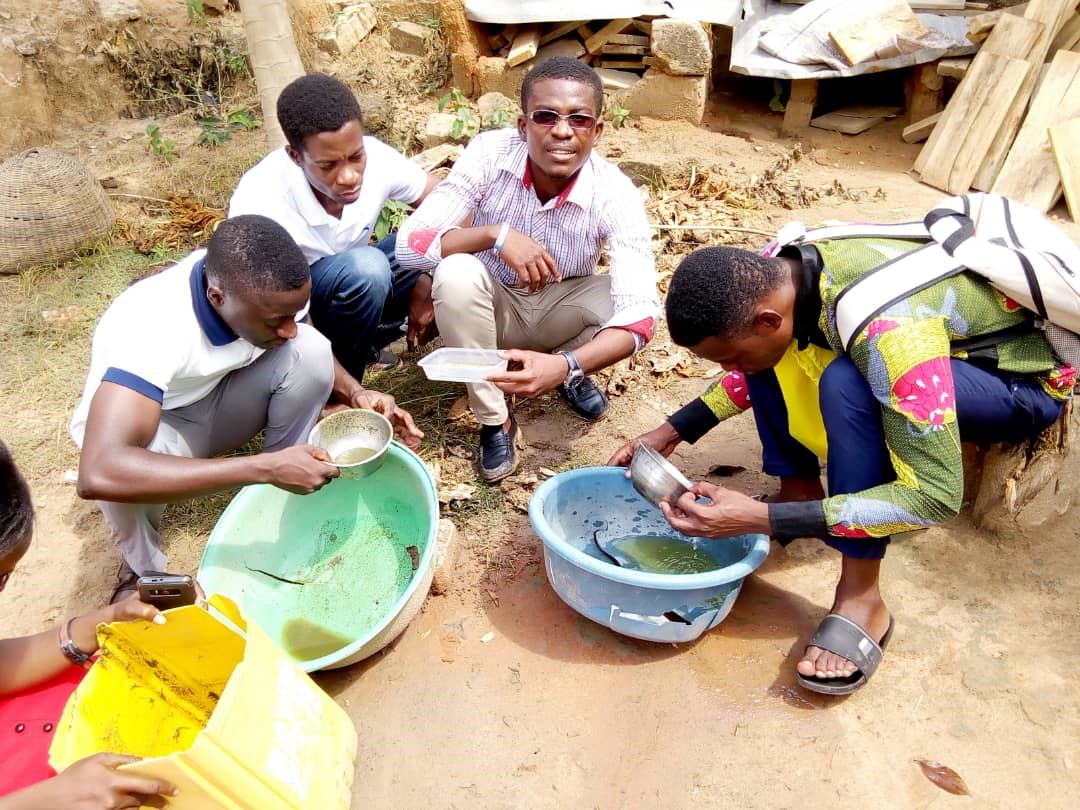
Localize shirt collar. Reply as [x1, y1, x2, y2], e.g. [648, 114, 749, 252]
[190, 258, 239, 346]
[514, 139, 594, 210]
[283, 149, 336, 225]
[780, 244, 829, 350]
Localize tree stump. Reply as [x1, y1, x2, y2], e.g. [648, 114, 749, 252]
[965, 400, 1077, 531]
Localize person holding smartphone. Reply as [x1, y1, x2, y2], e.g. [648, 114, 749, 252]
[0, 440, 177, 807]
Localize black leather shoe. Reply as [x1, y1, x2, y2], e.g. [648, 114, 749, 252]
[558, 375, 609, 421]
[479, 416, 523, 483]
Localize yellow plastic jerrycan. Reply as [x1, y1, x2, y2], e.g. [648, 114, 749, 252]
[48, 596, 357, 809]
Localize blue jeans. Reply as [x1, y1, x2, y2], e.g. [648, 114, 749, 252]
[308, 233, 421, 380]
[747, 356, 1066, 559]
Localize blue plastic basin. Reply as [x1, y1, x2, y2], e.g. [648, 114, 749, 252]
[528, 467, 770, 643]
[197, 442, 438, 672]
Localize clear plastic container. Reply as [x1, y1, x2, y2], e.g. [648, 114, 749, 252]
[418, 347, 507, 382]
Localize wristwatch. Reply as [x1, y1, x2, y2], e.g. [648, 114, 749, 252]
[555, 350, 584, 386]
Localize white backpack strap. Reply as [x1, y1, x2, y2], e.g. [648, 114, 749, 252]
[834, 243, 966, 351]
[762, 220, 932, 257]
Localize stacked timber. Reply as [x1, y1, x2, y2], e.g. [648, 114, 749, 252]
[912, 0, 1080, 218]
[484, 18, 657, 76]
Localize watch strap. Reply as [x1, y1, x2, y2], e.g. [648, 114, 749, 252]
[556, 350, 584, 384]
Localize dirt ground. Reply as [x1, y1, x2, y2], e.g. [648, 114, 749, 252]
[3, 4, 1080, 808]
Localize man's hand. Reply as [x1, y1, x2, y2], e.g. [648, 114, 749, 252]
[105, 594, 165, 626]
[350, 390, 424, 450]
[497, 229, 561, 293]
[486, 350, 567, 398]
[659, 481, 772, 539]
[24, 753, 176, 809]
[406, 273, 438, 352]
[607, 422, 683, 469]
[262, 445, 339, 494]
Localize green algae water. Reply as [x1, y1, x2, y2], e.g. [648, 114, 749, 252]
[607, 535, 720, 575]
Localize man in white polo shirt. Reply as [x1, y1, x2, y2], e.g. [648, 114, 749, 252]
[229, 73, 440, 380]
[71, 215, 422, 594]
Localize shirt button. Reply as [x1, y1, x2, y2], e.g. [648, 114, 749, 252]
[15, 723, 25, 733]
[43, 723, 54, 733]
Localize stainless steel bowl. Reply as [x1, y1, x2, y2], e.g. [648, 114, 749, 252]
[308, 408, 393, 480]
[629, 443, 695, 509]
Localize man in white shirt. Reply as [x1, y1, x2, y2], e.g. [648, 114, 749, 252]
[229, 73, 440, 380]
[398, 57, 660, 482]
[71, 215, 422, 593]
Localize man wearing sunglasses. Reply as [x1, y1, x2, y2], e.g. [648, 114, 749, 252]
[398, 57, 659, 482]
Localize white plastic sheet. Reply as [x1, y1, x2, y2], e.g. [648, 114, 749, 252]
[464, 0, 743, 26]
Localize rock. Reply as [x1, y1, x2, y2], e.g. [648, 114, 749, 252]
[201, 0, 229, 14]
[534, 38, 585, 62]
[615, 69, 707, 124]
[596, 67, 641, 92]
[650, 18, 712, 76]
[478, 91, 515, 120]
[423, 112, 459, 148]
[411, 143, 463, 171]
[429, 519, 460, 596]
[475, 56, 529, 102]
[388, 19, 431, 56]
[96, 0, 141, 23]
[317, 3, 378, 56]
[617, 159, 665, 187]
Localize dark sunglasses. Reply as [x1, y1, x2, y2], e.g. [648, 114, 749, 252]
[528, 109, 597, 130]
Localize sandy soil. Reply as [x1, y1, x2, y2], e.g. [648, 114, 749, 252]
[4, 6, 1079, 807]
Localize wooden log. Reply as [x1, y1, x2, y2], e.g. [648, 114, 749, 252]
[907, 61, 944, 122]
[967, 2, 1030, 43]
[937, 56, 972, 78]
[914, 13, 1044, 177]
[971, 0, 1075, 192]
[1050, 117, 1080, 220]
[782, 79, 818, 134]
[584, 19, 633, 55]
[507, 25, 540, 67]
[916, 53, 1029, 193]
[829, 0, 929, 67]
[539, 20, 587, 46]
[992, 50, 1080, 210]
[903, 111, 942, 142]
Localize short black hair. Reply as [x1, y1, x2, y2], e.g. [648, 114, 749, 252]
[666, 247, 788, 346]
[277, 73, 363, 152]
[206, 215, 310, 294]
[0, 440, 33, 557]
[521, 56, 604, 116]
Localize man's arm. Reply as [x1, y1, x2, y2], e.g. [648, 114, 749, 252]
[409, 172, 442, 206]
[77, 383, 336, 503]
[488, 327, 636, 399]
[328, 358, 423, 448]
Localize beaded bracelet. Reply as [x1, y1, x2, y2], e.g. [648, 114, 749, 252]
[59, 617, 93, 669]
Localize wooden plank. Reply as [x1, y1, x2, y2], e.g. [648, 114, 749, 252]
[829, 0, 928, 66]
[539, 20, 587, 46]
[599, 59, 646, 69]
[811, 108, 900, 134]
[968, 3, 1029, 43]
[971, 0, 1075, 191]
[583, 19, 633, 55]
[914, 14, 1043, 177]
[992, 50, 1080, 210]
[607, 33, 649, 46]
[782, 78, 818, 134]
[600, 43, 649, 55]
[907, 61, 944, 122]
[917, 53, 1029, 193]
[937, 56, 972, 78]
[507, 25, 540, 67]
[1051, 12, 1080, 50]
[1049, 118, 1080, 220]
[632, 19, 653, 35]
[903, 111, 942, 142]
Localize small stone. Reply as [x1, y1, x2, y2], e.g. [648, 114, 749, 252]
[595, 68, 640, 92]
[411, 143, 463, 171]
[388, 20, 431, 57]
[96, 0, 141, 23]
[429, 519, 459, 596]
[477, 91, 515, 121]
[615, 69, 707, 124]
[318, 4, 378, 56]
[475, 56, 529, 100]
[650, 18, 712, 76]
[202, 0, 228, 14]
[422, 112, 459, 148]
[534, 38, 585, 62]
[617, 159, 665, 187]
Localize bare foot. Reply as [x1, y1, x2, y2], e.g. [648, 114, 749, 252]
[797, 556, 891, 682]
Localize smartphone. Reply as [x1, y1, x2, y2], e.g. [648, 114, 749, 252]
[136, 574, 197, 611]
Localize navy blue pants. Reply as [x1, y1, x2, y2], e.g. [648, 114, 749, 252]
[747, 356, 1066, 559]
[308, 233, 421, 381]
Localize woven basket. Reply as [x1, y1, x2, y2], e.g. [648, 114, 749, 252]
[0, 148, 115, 274]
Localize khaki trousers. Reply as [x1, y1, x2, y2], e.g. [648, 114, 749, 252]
[431, 254, 613, 425]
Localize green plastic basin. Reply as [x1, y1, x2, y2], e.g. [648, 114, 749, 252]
[197, 442, 437, 672]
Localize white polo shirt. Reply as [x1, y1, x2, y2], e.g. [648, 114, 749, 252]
[69, 250, 298, 446]
[228, 138, 428, 264]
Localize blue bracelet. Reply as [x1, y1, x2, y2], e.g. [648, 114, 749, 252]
[494, 222, 510, 254]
